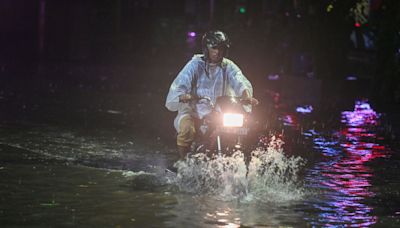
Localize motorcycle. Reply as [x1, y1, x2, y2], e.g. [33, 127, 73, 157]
[189, 95, 255, 157]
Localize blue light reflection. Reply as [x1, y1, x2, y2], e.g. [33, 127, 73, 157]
[305, 100, 389, 226]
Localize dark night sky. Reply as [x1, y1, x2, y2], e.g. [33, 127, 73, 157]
[0, 0, 399, 106]
[0, 1, 386, 64]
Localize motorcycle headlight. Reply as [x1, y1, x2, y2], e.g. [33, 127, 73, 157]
[223, 113, 244, 127]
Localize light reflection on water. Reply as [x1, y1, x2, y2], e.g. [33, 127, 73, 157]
[304, 100, 390, 227]
[0, 146, 176, 227]
[0, 129, 310, 227]
[0, 99, 398, 227]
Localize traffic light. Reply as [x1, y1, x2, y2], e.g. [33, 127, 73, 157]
[237, 0, 247, 14]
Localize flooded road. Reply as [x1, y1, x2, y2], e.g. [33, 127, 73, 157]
[1, 100, 400, 227]
[0, 144, 178, 227]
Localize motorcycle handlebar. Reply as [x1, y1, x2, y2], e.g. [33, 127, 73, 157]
[182, 95, 257, 106]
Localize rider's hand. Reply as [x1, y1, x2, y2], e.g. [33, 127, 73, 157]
[179, 94, 192, 103]
[250, 97, 259, 106]
[242, 97, 259, 106]
[241, 90, 259, 106]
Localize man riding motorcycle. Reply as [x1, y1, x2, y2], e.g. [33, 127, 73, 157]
[165, 30, 258, 160]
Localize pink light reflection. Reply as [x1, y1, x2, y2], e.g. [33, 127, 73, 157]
[187, 31, 196, 37]
[341, 100, 379, 127]
[308, 99, 390, 226]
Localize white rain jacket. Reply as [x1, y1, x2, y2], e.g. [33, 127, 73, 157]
[165, 54, 253, 131]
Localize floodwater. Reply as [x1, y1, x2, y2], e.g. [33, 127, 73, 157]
[1, 100, 400, 227]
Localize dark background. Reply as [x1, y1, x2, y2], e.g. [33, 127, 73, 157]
[0, 0, 399, 142]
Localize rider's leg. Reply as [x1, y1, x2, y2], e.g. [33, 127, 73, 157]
[177, 115, 196, 159]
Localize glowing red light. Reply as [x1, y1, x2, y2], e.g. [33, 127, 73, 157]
[372, 145, 385, 150]
[355, 22, 361, 27]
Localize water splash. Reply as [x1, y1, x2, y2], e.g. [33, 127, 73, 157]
[247, 146, 306, 202]
[172, 136, 306, 202]
[173, 151, 248, 199]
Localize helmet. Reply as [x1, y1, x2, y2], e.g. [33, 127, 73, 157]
[202, 30, 231, 60]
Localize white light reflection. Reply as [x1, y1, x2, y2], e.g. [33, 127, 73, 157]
[267, 74, 280, 80]
[203, 207, 241, 227]
[296, 105, 313, 114]
[346, 75, 358, 81]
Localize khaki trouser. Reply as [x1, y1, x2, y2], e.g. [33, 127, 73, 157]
[177, 115, 196, 147]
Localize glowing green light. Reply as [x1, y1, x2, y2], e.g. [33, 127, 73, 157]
[239, 7, 246, 14]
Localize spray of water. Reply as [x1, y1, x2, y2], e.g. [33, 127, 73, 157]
[172, 136, 306, 202]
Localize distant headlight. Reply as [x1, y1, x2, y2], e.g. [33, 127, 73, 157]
[223, 113, 244, 127]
